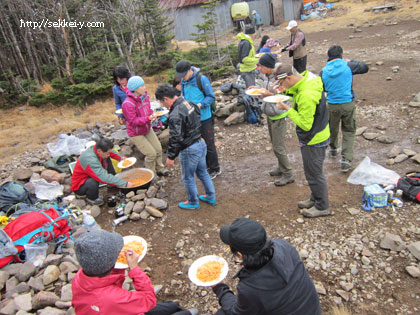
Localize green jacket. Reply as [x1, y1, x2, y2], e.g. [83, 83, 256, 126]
[237, 33, 258, 73]
[285, 71, 330, 145]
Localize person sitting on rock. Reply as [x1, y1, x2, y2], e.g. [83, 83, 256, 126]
[72, 229, 199, 315]
[70, 137, 134, 205]
[211, 218, 321, 315]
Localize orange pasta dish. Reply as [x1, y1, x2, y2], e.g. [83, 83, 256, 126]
[248, 89, 262, 95]
[121, 159, 133, 167]
[116, 241, 144, 265]
[196, 260, 224, 283]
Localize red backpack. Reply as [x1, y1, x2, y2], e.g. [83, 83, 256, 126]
[0, 208, 71, 268]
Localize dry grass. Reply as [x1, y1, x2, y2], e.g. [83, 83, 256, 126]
[328, 305, 352, 315]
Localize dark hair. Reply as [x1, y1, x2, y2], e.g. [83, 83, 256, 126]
[327, 45, 343, 61]
[113, 66, 131, 85]
[259, 35, 270, 49]
[172, 77, 182, 88]
[95, 137, 114, 152]
[231, 238, 274, 271]
[155, 84, 178, 101]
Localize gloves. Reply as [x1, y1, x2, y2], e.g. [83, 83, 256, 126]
[281, 47, 288, 53]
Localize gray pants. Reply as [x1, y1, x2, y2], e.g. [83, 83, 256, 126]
[301, 145, 329, 210]
[267, 117, 292, 177]
[240, 70, 256, 88]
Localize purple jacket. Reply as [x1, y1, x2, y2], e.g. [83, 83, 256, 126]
[122, 90, 154, 137]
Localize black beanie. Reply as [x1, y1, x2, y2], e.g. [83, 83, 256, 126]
[258, 53, 276, 69]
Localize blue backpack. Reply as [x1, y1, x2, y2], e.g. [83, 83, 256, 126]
[243, 95, 262, 125]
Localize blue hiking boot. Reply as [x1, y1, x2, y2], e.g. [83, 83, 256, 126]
[199, 195, 217, 206]
[178, 201, 200, 210]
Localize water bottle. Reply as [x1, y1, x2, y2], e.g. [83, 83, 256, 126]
[82, 213, 100, 231]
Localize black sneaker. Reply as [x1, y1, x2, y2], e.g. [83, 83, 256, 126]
[209, 169, 222, 179]
[341, 157, 351, 173]
[86, 198, 104, 206]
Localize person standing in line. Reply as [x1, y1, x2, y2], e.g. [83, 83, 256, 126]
[274, 64, 331, 218]
[282, 20, 307, 74]
[237, 27, 259, 88]
[155, 84, 216, 210]
[174, 60, 221, 180]
[248, 53, 294, 186]
[256, 35, 270, 54]
[321, 45, 369, 173]
[112, 65, 131, 125]
[122, 76, 168, 177]
[252, 10, 262, 38]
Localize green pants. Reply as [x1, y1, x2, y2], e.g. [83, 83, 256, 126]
[328, 101, 356, 161]
[267, 117, 293, 177]
[130, 129, 164, 175]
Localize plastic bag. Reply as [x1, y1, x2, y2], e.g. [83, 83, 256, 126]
[47, 134, 88, 157]
[347, 156, 400, 186]
[24, 243, 48, 267]
[30, 175, 63, 200]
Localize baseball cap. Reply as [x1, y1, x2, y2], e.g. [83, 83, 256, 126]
[274, 64, 294, 80]
[286, 20, 298, 30]
[220, 218, 267, 254]
[174, 60, 191, 78]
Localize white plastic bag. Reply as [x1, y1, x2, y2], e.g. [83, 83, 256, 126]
[24, 243, 48, 267]
[347, 156, 400, 186]
[31, 177, 63, 200]
[47, 134, 88, 157]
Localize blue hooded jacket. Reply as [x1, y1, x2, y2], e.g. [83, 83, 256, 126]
[181, 67, 215, 122]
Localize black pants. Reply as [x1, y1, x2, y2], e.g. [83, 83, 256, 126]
[200, 119, 220, 173]
[74, 157, 115, 200]
[293, 56, 307, 74]
[146, 301, 190, 315]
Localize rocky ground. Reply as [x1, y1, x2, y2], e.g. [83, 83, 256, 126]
[1, 2, 420, 315]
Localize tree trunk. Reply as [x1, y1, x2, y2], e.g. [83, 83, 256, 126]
[60, 4, 75, 84]
[45, 31, 62, 78]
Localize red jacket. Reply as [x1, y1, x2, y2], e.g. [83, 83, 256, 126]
[122, 90, 154, 137]
[72, 267, 157, 315]
[70, 145, 127, 191]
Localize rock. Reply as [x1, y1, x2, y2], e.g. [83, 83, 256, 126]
[131, 194, 145, 202]
[124, 201, 134, 215]
[407, 241, 420, 260]
[43, 254, 63, 267]
[126, 191, 135, 198]
[362, 248, 373, 257]
[41, 170, 66, 184]
[347, 208, 360, 215]
[32, 291, 60, 310]
[149, 198, 168, 210]
[385, 77, 392, 81]
[55, 301, 72, 309]
[12, 169, 33, 181]
[132, 201, 145, 213]
[90, 205, 101, 218]
[355, 126, 368, 136]
[296, 218, 304, 223]
[139, 210, 150, 220]
[413, 92, 420, 103]
[377, 135, 394, 144]
[299, 249, 308, 259]
[16, 262, 37, 282]
[361, 256, 370, 265]
[71, 199, 86, 208]
[0, 298, 18, 314]
[394, 154, 408, 163]
[59, 262, 78, 274]
[145, 206, 164, 218]
[411, 153, 420, 164]
[405, 266, 420, 278]
[224, 112, 244, 126]
[0, 270, 10, 290]
[380, 232, 406, 252]
[14, 293, 32, 312]
[341, 282, 354, 292]
[28, 276, 45, 292]
[376, 61, 384, 66]
[130, 212, 141, 221]
[336, 289, 351, 301]
[402, 149, 416, 157]
[392, 66, 399, 73]
[362, 132, 379, 140]
[315, 282, 326, 295]
[153, 284, 163, 295]
[408, 102, 420, 108]
[386, 159, 394, 166]
[387, 145, 401, 158]
[37, 306, 66, 315]
[146, 186, 158, 198]
[3, 264, 20, 276]
[60, 284, 72, 302]
[43, 265, 60, 285]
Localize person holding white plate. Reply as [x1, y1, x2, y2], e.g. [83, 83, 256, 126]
[72, 230, 198, 315]
[211, 218, 321, 315]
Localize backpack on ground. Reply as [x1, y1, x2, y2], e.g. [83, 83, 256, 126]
[196, 72, 217, 113]
[241, 94, 263, 125]
[0, 181, 35, 216]
[362, 184, 388, 211]
[43, 155, 75, 173]
[397, 171, 420, 203]
[0, 208, 72, 268]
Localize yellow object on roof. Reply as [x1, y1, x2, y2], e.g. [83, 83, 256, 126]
[231, 2, 250, 20]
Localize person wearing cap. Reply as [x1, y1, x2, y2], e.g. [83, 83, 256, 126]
[320, 45, 369, 173]
[212, 218, 321, 315]
[274, 64, 331, 218]
[71, 136, 134, 206]
[122, 75, 169, 177]
[113, 65, 131, 125]
[72, 230, 199, 315]
[248, 53, 294, 186]
[174, 60, 221, 180]
[237, 27, 259, 88]
[282, 20, 307, 74]
[155, 84, 216, 210]
[251, 10, 262, 37]
[258, 38, 281, 58]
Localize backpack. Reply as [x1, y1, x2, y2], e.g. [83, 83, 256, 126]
[362, 184, 388, 211]
[0, 181, 35, 216]
[397, 171, 420, 203]
[0, 208, 72, 268]
[196, 72, 217, 113]
[242, 94, 263, 125]
[43, 155, 75, 173]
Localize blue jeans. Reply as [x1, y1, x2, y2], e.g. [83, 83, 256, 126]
[179, 140, 216, 204]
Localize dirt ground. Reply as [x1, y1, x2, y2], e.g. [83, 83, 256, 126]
[95, 3, 420, 315]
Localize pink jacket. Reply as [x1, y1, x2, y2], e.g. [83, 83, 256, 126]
[72, 267, 157, 315]
[122, 90, 154, 137]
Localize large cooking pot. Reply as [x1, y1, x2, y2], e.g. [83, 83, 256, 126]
[116, 168, 154, 193]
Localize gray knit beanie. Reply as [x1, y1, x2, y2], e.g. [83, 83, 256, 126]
[75, 230, 124, 276]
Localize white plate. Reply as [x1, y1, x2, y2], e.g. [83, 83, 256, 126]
[115, 109, 123, 114]
[115, 235, 148, 269]
[117, 157, 136, 169]
[245, 88, 263, 97]
[154, 108, 169, 117]
[188, 255, 229, 287]
[263, 95, 290, 103]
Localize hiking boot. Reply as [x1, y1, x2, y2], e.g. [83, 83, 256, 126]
[86, 198, 104, 206]
[298, 198, 315, 209]
[301, 206, 331, 218]
[199, 194, 217, 206]
[157, 168, 169, 177]
[209, 169, 222, 180]
[178, 201, 200, 210]
[341, 157, 351, 173]
[330, 148, 338, 157]
[274, 175, 295, 186]
[269, 168, 282, 176]
[188, 309, 199, 315]
[75, 193, 86, 199]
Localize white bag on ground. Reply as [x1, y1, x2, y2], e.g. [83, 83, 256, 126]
[31, 177, 63, 200]
[347, 156, 400, 186]
[47, 134, 88, 157]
